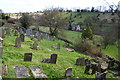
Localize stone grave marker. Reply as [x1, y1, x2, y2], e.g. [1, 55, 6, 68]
[64, 67, 72, 77]
[51, 45, 55, 48]
[50, 54, 58, 64]
[14, 65, 30, 78]
[0, 37, 3, 46]
[85, 59, 91, 65]
[26, 29, 32, 36]
[30, 66, 47, 78]
[42, 58, 50, 63]
[91, 63, 98, 74]
[57, 43, 60, 49]
[0, 47, 3, 58]
[15, 37, 21, 47]
[84, 64, 90, 74]
[33, 41, 38, 50]
[14, 30, 18, 36]
[20, 34, 25, 42]
[76, 58, 85, 66]
[24, 53, 32, 61]
[0, 28, 5, 38]
[95, 72, 101, 79]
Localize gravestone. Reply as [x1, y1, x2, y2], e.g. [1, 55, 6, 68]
[76, 58, 85, 66]
[108, 60, 114, 69]
[100, 73, 107, 79]
[15, 37, 21, 47]
[57, 43, 60, 49]
[0, 37, 3, 46]
[30, 66, 47, 78]
[42, 58, 50, 63]
[0, 28, 5, 38]
[37, 36, 41, 41]
[65, 67, 72, 77]
[20, 34, 25, 42]
[14, 30, 18, 36]
[95, 72, 101, 79]
[50, 54, 58, 64]
[97, 63, 101, 72]
[14, 65, 30, 78]
[33, 41, 38, 50]
[24, 53, 32, 61]
[84, 64, 90, 74]
[26, 29, 32, 36]
[91, 63, 98, 74]
[85, 59, 91, 65]
[0, 47, 2, 58]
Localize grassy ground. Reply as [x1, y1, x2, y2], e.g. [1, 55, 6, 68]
[2, 31, 94, 78]
[2, 30, 118, 78]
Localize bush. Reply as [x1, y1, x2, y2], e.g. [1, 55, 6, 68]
[81, 26, 93, 40]
[74, 38, 102, 57]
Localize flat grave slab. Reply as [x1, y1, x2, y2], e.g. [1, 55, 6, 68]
[14, 65, 30, 78]
[30, 66, 47, 78]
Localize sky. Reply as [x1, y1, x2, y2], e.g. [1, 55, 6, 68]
[0, 0, 119, 13]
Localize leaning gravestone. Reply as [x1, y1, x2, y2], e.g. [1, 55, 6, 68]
[50, 54, 58, 64]
[33, 41, 38, 50]
[20, 34, 25, 42]
[15, 37, 21, 47]
[2, 65, 8, 76]
[14, 65, 30, 78]
[24, 53, 32, 61]
[30, 66, 47, 78]
[64, 67, 72, 77]
[76, 58, 85, 66]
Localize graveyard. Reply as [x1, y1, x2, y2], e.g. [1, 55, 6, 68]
[0, 7, 120, 79]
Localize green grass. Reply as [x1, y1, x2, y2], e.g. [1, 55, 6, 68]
[103, 45, 119, 60]
[2, 31, 95, 78]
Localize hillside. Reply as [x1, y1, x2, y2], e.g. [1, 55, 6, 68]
[1, 28, 118, 79]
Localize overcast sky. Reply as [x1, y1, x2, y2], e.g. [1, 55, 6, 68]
[0, 0, 119, 13]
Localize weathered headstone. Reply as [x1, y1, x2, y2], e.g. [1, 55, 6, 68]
[51, 45, 55, 48]
[33, 41, 38, 50]
[85, 59, 91, 65]
[30, 66, 47, 78]
[84, 64, 90, 74]
[65, 67, 72, 77]
[95, 72, 101, 79]
[91, 63, 98, 74]
[14, 65, 30, 78]
[50, 54, 58, 64]
[0, 37, 3, 46]
[0, 47, 2, 58]
[24, 53, 32, 61]
[14, 30, 18, 36]
[26, 29, 32, 36]
[76, 58, 85, 66]
[42, 58, 50, 63]
[0, 28, 5, 38]
[15, 37, 21, 47]
[20, 34, 25, 42]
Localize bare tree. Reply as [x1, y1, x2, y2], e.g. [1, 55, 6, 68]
[39, 8, 67, 36]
